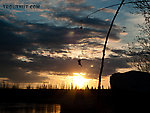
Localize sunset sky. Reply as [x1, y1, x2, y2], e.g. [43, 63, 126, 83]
[0, 0, 145, 88]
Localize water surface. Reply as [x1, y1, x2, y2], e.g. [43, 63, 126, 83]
[0, 103, 61, 113]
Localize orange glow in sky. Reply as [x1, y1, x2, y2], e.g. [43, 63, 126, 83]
[72, 73, 89, 89]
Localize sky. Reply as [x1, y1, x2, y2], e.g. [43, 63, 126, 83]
[0, 0, 145, 89]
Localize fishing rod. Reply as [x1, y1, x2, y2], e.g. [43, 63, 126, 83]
[87, 1, 150, 18]
[84, 0, 150, 89]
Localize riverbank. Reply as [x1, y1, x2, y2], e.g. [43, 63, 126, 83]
[0, 89, 150, 113]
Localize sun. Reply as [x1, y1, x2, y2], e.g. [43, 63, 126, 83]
[72, 73, 88, 89]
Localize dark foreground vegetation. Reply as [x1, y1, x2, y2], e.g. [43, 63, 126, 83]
[0, 89, 112, 113]
[0, 71, 150, 113]
[0, 88, 150, 113]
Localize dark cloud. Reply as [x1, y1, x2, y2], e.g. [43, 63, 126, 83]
[65, 0, 85, 4]
[109, 54, 120, 58]
[53, 12, 121, 40]
[110, 49, 127, 58]
[0, 9, 126, 83]
[65, 3, 94, 11]
[0, 52, 47, 83]
[111, 49, 127, 55]
[110, 49, 148, 57]
[0, 14, 48, 82]
[0, 21, 29, 54]
[20, 56, 130, 79]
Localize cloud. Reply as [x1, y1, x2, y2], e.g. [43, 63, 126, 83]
[65, 0, 85, 4]
[0, 14, 48, 82]
[105, 19, 110, 21]
[0, 0, 19, 4]
[10, 55, 130, 79]
[0, 52, 47, 83]
[65, 4, 94, 12]
[111, 49, 126, 54]
[102, 8, 116, 14]
[120, 32, 128, 36]
[0, 4, 128, 83]
[53, 12, 121, 40]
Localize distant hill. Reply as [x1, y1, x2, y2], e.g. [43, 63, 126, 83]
[110, 71, 150, 93]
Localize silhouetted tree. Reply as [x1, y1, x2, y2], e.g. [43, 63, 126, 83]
[127, 38, 150, 73]
[131, 0, 150, 34]
[12, 84, 19, 89]
[126, 0, 150, 73]
[55, 85, 58, 89]
[86, 85, 89, 90]
[75, 85, 77, 90]
[48, 84, 52, 89]
[42, 83, 47, 89]
[86, 0, 150, 89]
[71, 83, 73, 90]
[61, 84, 65, 89]
[102, 85, 104, 89]
[26, 84, 31, 89]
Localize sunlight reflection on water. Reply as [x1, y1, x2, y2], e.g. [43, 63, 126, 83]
[0, 103, 61, 113]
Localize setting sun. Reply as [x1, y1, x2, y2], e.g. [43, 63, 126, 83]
[72, 73, 89, 89]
